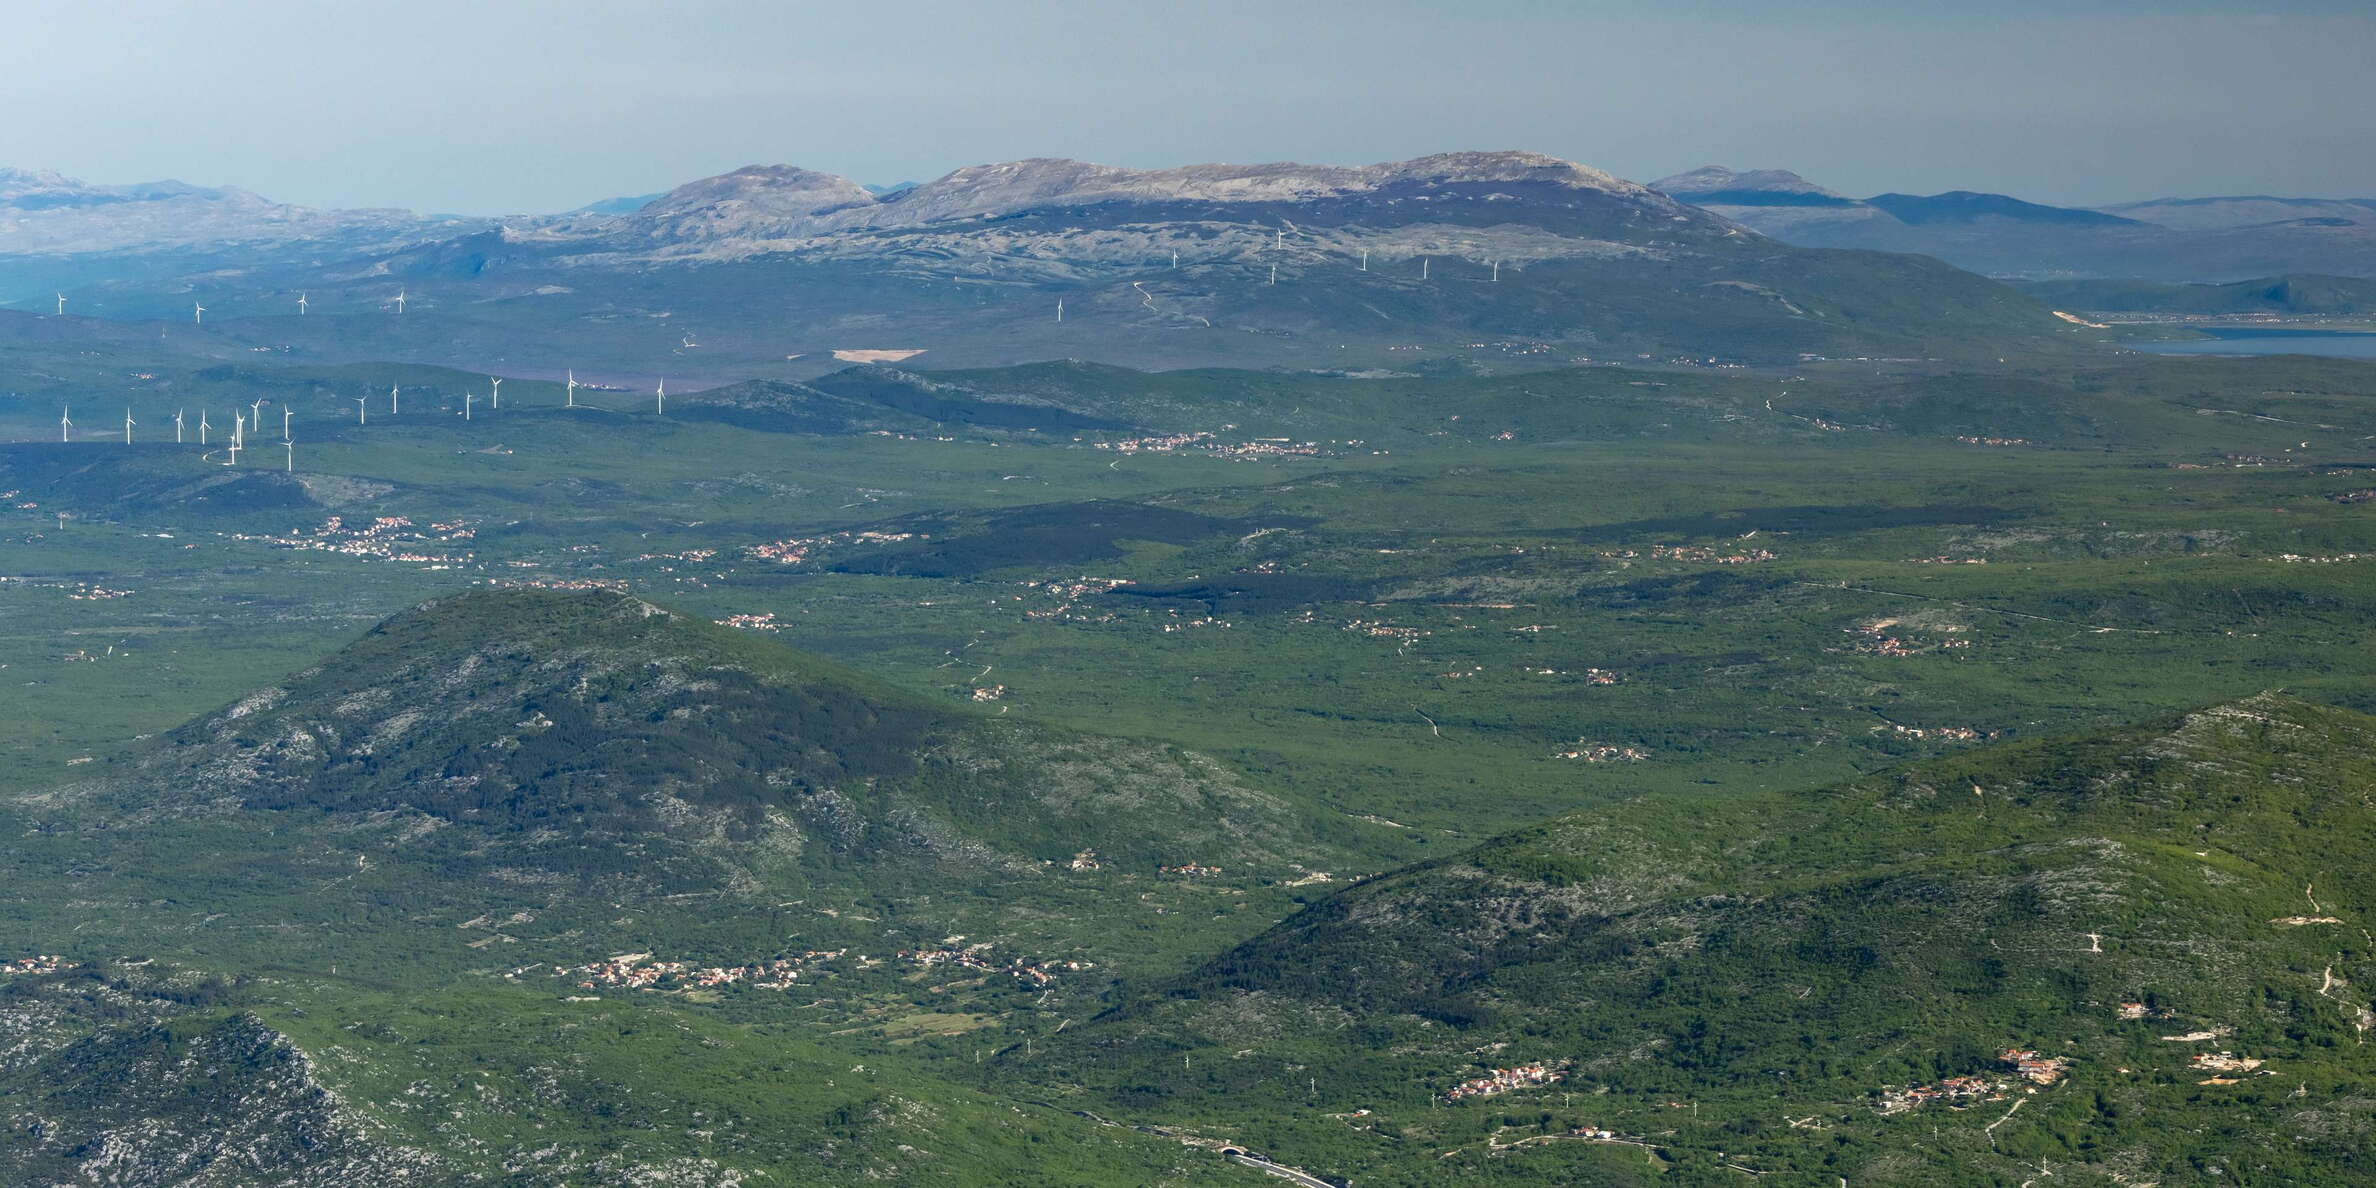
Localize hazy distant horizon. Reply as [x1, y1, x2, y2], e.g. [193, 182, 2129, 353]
[4, 0, 2371, 215]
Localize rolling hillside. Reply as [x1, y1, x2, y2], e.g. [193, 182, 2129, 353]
[1055, 694, 2376, 1183]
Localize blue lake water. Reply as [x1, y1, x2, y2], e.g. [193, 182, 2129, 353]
[2130, 328, 2376, 359]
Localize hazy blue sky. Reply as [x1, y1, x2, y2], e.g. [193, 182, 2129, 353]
[2, 0, 2369, 214]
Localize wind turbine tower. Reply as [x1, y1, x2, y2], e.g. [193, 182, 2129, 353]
[655, 378, 666, 415]
[251, 399, 265, 430]
[199, 411, 210, 445]
[464, 392, 474, 420]
[123, 409, 136, 445]
[174, 409, 185, 443]
[297, 293, 308, 315]
[58, 406, 70, 442]
[390, 384, 399, 415]
[1360, 248, 1369, 271]
[54, 293, 64, 315]
[565, 370, 578, 408]
[282, 408, 292, 441]
[1056, 300, 1064, 323]
[1421, 257, 1429, 281]
[489, 377, 502, 409]
[394, 288, 407, 315]
[285, 441, 294, 472]
[1492, 260, 1500, 282]
[193, 301, 206, 325]
[354, 397, 367, 425]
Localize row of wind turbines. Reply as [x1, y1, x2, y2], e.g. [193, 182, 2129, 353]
[57, 368, 675, 466]
[61, 398, 295, 470]
[50, 287, 388, 324]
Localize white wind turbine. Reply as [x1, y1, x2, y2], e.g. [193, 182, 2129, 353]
[354, 397, 368, 424]
[192, 300, 207, 325]
[174, 409, 185, 443]
[250, 398, 265, 430]
[390, 384, 399, 415]
[58, 406, 70, 442]
[296, 292, 308, 316]
[489, 376, 502, 409]
[123, 408, 136, 445]
[284, 440, 294, 472]
[54, 293, 64, 315]
[1492, 260, 1500, 282]
[1360, 248, 1369, 271]
[233, 411, 245, 447]
[199, 410, 210, 445]
[1056, 299, 1064, 323]
[393, 288, 407, 315]
[226, 435, 241, 466]
[464, 391, 474, 420]
[654, 378, 665, 415]
[565, 369, 578, 408]
[1421, 257, 1429, 281]
[282, 408, 292, 441]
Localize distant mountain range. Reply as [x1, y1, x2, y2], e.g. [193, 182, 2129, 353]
[0, 151, 2077, 370]
[1653, 166, 2376, 281]
[0, 166, 483, 257]
[11, 156, 2375, 287]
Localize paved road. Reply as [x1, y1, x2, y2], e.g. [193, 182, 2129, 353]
[1225, 1151, 1335, 1188]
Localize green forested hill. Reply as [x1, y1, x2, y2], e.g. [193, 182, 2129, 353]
[12, 588, 1343, 977]
[1056, 694, 2376, 1183]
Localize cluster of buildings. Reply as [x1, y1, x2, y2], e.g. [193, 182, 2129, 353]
[2191, 1051, 2266, 1074]
[1876, 1074, 2006, 1114]
[490, 577, 628, 592]
[1158, 615, 1230, 633]
[632, 547, 718, 565]
[1955, 436, 2032, 447]
[1849, 621, 1971, 657]
[1443, 1063, 1564, 1102]
[1090, 432, 1324, 460]
[1, 955, 65, 975]
[1875, 1046, 2078, 1113]
[717, 612, 781, 631]
[235, 515, 475, 567]
[1555, 743, 1648, 763]
[1877, 723, 1983, 742]
[1160, 863, 1224, 877]
[745, 529, 918, 567]
[1022, 576, 1133, 623]
[2000, 1048, 2071, 1085]
[65, 582, 134, 600]
[896, 945, 1091, 986]
[970, 684, 1005, 701]
[546, 949, 855, 993]
[1644, 543, 1777, 565]
[1343, 619, 1429, 643]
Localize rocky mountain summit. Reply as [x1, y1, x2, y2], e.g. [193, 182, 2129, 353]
[520, 150, 1735, 267]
